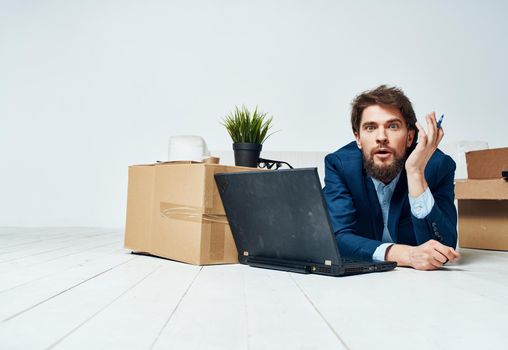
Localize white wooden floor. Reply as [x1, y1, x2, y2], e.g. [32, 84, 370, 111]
[1, 227, 508, 350]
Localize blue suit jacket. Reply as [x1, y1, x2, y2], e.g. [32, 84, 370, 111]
[323, 141, 458, 260]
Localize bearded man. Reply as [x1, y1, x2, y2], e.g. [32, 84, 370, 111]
[323, 85, 460, 270]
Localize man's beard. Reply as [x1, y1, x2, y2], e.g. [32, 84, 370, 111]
[363, 148, 406, 184]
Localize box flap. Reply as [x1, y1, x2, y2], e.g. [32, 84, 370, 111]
[129, 157, 220, 168]
[130, 160, 198, 167]
[466, 147, 508, 179]
[455, 179, 508, 199]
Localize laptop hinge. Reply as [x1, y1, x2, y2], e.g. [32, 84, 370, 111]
[247, 257, 312, 274]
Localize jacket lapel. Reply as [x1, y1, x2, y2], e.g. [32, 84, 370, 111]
[363, 173, 384, 241]
[388, 170, 408, 243]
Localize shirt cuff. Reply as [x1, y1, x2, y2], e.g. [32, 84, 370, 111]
[372, 243, 394, 261]
[408, 186, 435, 219]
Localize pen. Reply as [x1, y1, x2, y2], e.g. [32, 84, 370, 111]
[436, 114, 444, 128]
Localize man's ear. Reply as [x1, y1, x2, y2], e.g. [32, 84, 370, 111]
[407, 129, 415, 147]
[354, 132, 362, 149]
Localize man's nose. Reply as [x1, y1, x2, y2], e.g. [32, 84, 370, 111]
[376, 127, 388, 143]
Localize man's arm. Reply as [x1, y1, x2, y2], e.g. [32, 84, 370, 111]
[386, 158, 459, 269]
[323, 153, 382, 261]
[410, 155, 458, 247]
[387, 113, 460, 269]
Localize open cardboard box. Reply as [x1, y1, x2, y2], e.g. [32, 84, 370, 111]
[124, 161, 258, 265]
[455, 147, 508, 250]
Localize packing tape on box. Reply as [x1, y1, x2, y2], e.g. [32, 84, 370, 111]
[160, 202, 228, 262]
[159, 202, 229, 224]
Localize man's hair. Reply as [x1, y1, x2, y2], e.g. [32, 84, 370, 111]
[350, 85, 418, 147]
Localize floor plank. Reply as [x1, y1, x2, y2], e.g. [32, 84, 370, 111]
[0, 228, 109, 250]
[151, 264, 346, 350]
[291, 254, 508, 350]
[0, 255, 164, 349]
[50, 262, 201, 350]
[0, 242, 124, 292]
[0, 229, 119, 262]
[0, 252, 135, 321]
[0, 233, 120, 267]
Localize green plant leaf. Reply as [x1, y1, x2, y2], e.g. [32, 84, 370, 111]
[221, 105, 276, 144]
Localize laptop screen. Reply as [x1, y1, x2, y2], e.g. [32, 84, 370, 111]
[215, 168, 341, 265]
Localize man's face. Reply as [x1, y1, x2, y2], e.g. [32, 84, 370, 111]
[355, 104, 415, 183]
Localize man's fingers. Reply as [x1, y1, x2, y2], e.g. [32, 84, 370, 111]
[429, 111, 437, 128]
[433, 243, 459, 263]
[436, 127, 445, 146]
[413, 241, 461, 270]
[434, 114, 445, 148]
[430, 257, 444, 269]
[415, 122, 427, 147]
[426, 113, 437, 145]
[451, 248, 461, 260]
[432, 250, 448, 264]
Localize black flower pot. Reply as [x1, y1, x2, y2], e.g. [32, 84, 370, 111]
[233, 142, 262, 168]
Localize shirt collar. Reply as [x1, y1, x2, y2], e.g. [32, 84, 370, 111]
[370, 171, 402, 193]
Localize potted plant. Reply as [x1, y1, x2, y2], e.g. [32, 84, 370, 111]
[222, 105, 274, 167]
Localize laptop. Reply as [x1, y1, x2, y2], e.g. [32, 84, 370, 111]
[214, 168, 397, 276]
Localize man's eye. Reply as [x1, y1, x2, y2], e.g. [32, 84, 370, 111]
[389, 124, 400, 129]
[365, 125, 375, 131]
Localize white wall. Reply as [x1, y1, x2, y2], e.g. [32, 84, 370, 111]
[1, 0, 507, 227]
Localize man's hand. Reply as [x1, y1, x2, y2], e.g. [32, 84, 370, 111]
[386, 240, 460, 270]
[405, 112, 445, 197]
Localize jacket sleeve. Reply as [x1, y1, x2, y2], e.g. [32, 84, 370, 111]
[323, 153, 383, 260]
[411, 155, 458, 248]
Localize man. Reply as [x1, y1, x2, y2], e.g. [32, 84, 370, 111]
[323, 85, 460, 270]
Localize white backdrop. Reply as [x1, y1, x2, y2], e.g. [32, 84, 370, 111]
[1, 0, 507, 227]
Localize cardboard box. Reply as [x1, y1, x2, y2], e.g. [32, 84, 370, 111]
[124, 162, 257, 265]
[466, 147, 508, 179]
[456, 146, 508, 250]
